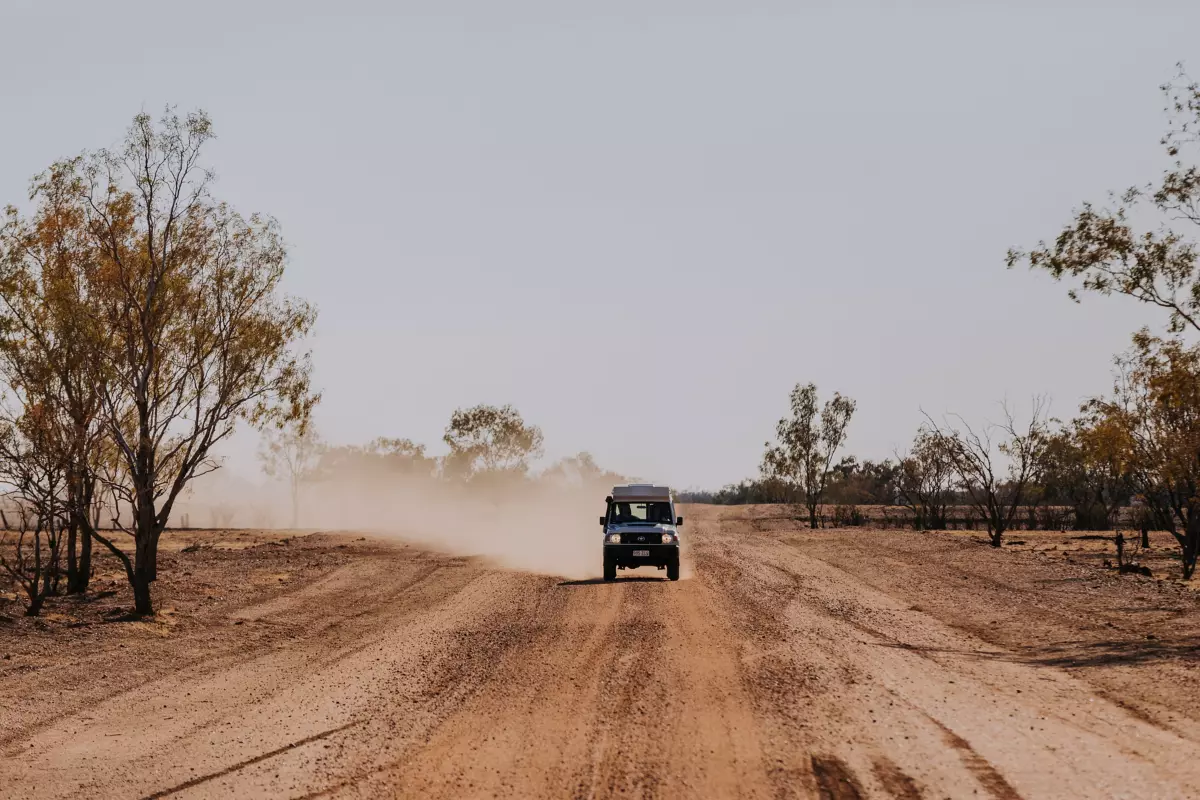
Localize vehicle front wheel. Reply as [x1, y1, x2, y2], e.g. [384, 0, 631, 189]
[667, 558, 680, 581]
[603, 552, 617, 581]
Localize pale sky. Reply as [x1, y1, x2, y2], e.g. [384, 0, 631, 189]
[2, 1, 1197, 489]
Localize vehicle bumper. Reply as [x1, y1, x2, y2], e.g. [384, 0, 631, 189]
[604, 544, 679, 568]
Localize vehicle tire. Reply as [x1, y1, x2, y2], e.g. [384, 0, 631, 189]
[667, 558, 680, 581]
[603, 552, 617, 582]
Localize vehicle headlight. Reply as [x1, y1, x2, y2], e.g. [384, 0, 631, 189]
[661, 533, 675, 544]
[607, 533, 621, 544]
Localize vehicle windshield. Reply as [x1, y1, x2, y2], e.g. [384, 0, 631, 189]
[608, 501, 674, 525]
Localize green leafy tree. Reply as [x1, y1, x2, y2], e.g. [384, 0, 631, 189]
[1009, 68, 1200, 333]
[1041, 417, 1132, 531]
[72, 109, 316, 614]
[0, 162, 108, 595]
[443, 404, 544, 480]
[825, 456, 901, 505]
[1090, 334, 1200, 577]
[895, 428, 956, 530]
[313, 438, 436, 484]
[761, 383, 856, 528]
[1008, 67, 1200, 566]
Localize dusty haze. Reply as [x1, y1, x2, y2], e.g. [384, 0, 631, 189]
[167, 468, 690, 580]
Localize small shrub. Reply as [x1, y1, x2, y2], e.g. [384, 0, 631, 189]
[832, 504, 867, 527]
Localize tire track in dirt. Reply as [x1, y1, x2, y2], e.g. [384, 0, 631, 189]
[870, 757, 923, 800]
[345, 575, 624, 798]
[0, 560, 534, 800]
[588, 583, 672, 798]
[334, 560, 775, 800]
[690, 522, 1200, 799]
[207, 570, 549, 799]
[0, 553, 449, 753]
[141, 721, 363, 800]
[810, 756, 865, 800]
[928, 717, 1021, 800]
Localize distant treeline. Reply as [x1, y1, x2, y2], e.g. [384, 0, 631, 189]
[677, 455, 1160, 534]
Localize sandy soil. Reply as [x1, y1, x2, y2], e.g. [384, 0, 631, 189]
[2, 506, 1200, 799]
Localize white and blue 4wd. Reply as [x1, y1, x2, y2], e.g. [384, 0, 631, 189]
[599, 484, 682, 582]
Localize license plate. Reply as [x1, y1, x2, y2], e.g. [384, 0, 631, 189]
[632, 550, 650, 557]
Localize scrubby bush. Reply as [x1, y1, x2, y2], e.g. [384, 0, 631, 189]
[832, 504, 867, 528]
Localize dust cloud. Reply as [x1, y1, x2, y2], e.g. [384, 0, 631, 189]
[319, 478, 607, 580]
[172, 469, 621, 580]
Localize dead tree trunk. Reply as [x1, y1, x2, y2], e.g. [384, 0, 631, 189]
[1182, 515, 1200, 580]
[67, 474, 96, 594]
[66, 522, 78, 591]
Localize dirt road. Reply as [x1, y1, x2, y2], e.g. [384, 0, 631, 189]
[4, 506, 1200, 799]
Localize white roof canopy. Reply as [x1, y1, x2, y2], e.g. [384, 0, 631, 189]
[610, 484, 672, 502]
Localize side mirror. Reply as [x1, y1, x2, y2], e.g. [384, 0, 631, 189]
[676, 516, 684, 526]
[599, 516, 606, 526]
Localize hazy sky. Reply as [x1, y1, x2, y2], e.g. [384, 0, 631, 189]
[3, 1, 1198, 489]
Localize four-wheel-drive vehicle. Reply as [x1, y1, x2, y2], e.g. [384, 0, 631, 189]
[599, 484, 682, 581]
